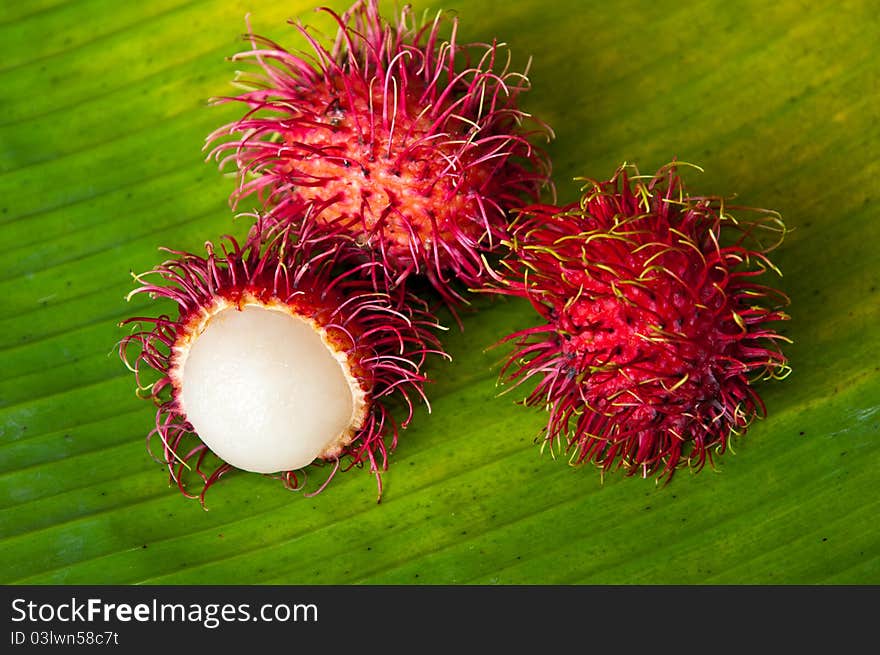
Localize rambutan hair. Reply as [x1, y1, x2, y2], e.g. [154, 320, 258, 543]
[206, 0, 553, 304]
[494, 163, 792, 479]
[119, 220, 446, 504]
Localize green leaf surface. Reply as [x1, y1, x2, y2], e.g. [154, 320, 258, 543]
[1, 0, 878, 585]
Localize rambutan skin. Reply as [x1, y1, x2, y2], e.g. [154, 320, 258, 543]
[494, 164, 791, 478]
[207, 0, 552, 301]
[119, 220, 446, 504]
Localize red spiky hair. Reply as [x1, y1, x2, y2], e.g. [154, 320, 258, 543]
[207, 0, 553, 304]
[119, 220, 446, 504]
[494, 163, 792, 479]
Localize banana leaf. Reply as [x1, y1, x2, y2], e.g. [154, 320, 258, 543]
[1, 0, 877, 584]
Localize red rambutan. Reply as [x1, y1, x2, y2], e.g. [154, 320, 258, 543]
[206, 0, 553, 303]
[494, 163, 792, 479]
[119, 221, 445, 504]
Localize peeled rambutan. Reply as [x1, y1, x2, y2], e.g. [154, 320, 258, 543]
[206, 0, 552, 303]
[494, 163, 792, 479]
[119, 221, 445, 504]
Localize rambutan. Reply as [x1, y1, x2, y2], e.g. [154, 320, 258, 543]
[207, 0, 552, 303]
[494, 164, 792, 479]
[119, 221, 445, 504]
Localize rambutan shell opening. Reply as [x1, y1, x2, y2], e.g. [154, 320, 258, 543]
[170, 298, 368, 474]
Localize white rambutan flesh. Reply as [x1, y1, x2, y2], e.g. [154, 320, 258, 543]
[175, 302, 366, 474]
